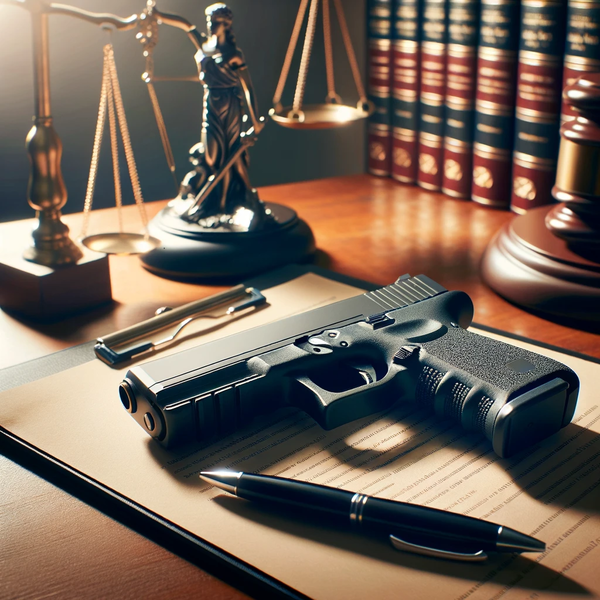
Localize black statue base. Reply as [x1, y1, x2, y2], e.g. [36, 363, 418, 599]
[481, 206, 600, 323]
[140, 202, 315, 279]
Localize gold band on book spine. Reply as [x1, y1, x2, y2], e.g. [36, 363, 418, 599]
[420, 132, 443, 148]
[421, 92, 445, 105]
[394, 89, 418, 100]
[394, 128, 417, 141]
[394, 56, 418, 68]
[369, 123, 392, 134]
[519, 53, 563, 68]
[474, 142, 511, 160]
[369, 86, 392, 97]
[478, 47, 517, 61]
[393, 40, 419, 52]
[446, 96, 474, 109]
[444, 137, 472, 153]
[418, 181, 442, 191]
[515, 107, 557, 122]
[369, 39, 392, 51]
[523, 0, 563, 5]
[369, 4, 392, 16]
[447, 45, 477, 58]
[563, 56, 600, 70]
[422, 41, 445, 54]
[569, 1, 600, 8]
[395, 74, 419, 85]
[476, 99, 514, 116]
[472, 194, 508, 207]
[511, 205, 528, 215]
[370, 65, 391, 76]
[555, 138, 600, 196]
[393, 174, 416, 183]
[513, 151, 556, 170]
[442, 186, 470, 198]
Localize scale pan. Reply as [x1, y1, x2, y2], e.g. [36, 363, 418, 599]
[81, 232, 161, 255]
[270, 103, 372, 129]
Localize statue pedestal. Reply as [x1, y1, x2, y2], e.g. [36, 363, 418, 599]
[140, 202, 316, 279]
[481, 206, 600, 323]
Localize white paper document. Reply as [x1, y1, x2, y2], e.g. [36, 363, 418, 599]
[0, 273, 599, 600]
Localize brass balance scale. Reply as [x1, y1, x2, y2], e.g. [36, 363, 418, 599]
[0, 0, 371, 309]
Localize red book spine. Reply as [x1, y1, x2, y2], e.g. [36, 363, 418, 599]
[510, 1, 566, 214]
[471, 0, 520, 208]
[442, 0, 479, 199]
[561, 1, 600, 122]
[418, 0, 447, 191]
[391, 0, 420, 184]
[367, 1, 394, 177]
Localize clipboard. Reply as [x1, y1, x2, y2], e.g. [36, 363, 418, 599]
[1, 265, 599, 600]
[0, 265, 375, 600]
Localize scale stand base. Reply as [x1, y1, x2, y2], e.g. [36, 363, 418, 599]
[140, 202, 316, 280]
[0, 245, 112, 321]
[481, 206, 600, 324]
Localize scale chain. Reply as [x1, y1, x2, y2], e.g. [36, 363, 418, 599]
[105, 44, 150, 231]
[80, 51, 109, 239]
[105, 48, 124, 234]
[272, 0, 310, 109]
[322, 0, 338, 103]
[332, 0, 367, 103]
[292, 0, 320, 115]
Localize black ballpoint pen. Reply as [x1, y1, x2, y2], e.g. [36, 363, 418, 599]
[200, 470, 546, 562]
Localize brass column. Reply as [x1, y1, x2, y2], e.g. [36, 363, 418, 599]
[24, 4, 83, 266]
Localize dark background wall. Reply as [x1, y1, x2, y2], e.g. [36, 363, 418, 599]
[0, 0, 366, 222]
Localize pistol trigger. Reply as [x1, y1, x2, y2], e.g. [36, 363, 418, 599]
[353, 364, 376, 385]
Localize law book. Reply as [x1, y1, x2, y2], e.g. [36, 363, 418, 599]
[510, 0, 566, 214]
[417, 0, 447, 191]
[442, 0, 479, 199]
[471, 0, 521, 208]
[367, 0, 394, 177]
[391, 0, 421, 184]
[561, 0, 600, 122]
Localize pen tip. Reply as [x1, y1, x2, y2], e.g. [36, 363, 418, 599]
[497, 527, 546, 553]
[199, 470, 243, 495]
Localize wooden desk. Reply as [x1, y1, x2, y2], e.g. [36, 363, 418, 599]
[1, 175, 599, 599]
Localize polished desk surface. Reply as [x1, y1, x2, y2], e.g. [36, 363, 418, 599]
[1, 174, 599, 599]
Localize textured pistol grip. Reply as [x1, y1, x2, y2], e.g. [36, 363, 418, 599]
[416, 326, 579, 456]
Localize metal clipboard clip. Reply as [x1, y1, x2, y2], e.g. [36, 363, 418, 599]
[389, 535, 488, 562]
[94, 285, 266, 366]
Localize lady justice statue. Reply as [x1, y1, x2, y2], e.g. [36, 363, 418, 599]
[141, 3, 314, 278]
[177, 3, 272, 231]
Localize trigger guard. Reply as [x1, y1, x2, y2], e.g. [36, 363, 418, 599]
[292, 367, 397, 430]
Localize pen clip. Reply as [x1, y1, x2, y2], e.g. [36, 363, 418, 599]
[389, 535, 488, 562]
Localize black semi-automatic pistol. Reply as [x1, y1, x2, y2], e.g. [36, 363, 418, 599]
[119, 275, 579, 457]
